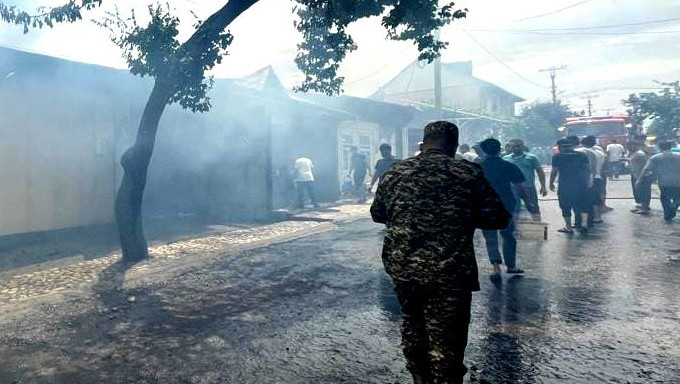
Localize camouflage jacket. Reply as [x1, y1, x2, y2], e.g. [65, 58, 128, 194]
[370, 149, 510, 290]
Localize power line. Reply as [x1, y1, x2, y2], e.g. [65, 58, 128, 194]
[468, 29, 680, 36]
[468, 16, 680, 32]
[563, 86, 668, 97]
[345, 46, 413, 86]
[463, 31, 549, 89]
[510, 0, 594, 22]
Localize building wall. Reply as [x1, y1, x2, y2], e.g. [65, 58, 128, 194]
[0, 83, 119, 236]
[480, 88, 516, 117]
[0, 49, 345, 238]
[383, 86, 483, 112]
[271, 110, 339, 206]
[142, 102, 273, 222]
[386, 86, 518, 119]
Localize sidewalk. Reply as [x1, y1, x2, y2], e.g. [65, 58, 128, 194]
[0, 203, 370, 304]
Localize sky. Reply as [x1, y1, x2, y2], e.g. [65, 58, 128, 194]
[2, 0, 680, 115]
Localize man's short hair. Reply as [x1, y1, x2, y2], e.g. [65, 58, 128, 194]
[566, 136, 580, 146]
[459, 144, 470, 151]
[480, 138, 502, 156]
[659, 141, 673, 151]
[379, 143, 392, 153]
[557, 138, 571, 148]
[510, 139, 524, 146]
[582, 135, 597, 147]
[423, 121, 459, 144]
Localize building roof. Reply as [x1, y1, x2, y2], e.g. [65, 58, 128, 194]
[0, 46, 407, 125]
[371, 60, 524, 103]
[233, 66, 287, 95]
[0, 45, 149, 101]
[294, 93, 419, 127]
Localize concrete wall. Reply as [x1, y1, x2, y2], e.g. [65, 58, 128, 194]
[0, 48, 345, 237]
[270, 109, 339, 207]
[143, 93, 274, 221]
[0, 77, 122, 236]
[144, 91, 341, 218]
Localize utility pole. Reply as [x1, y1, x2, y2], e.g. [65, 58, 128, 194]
[580, 94, 599, 116]
[539, 65, 567, 104]
[434, 29, 442, 118]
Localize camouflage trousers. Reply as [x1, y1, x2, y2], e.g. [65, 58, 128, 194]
[393, 280, 472, 384]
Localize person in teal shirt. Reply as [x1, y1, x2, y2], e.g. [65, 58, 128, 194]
[503, 139, 548, 216]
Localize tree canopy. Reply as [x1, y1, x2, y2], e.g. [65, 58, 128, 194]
[504, 101, 573, 146]
[0, 0, 101, 33]
[624, 82, 680, 141]
[2, 0, 467, 108]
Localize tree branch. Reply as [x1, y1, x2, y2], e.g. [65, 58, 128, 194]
[0, 0, 101, 33]
[181, 0, 259, 54]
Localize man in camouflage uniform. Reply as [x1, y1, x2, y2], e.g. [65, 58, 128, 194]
[370, 121, 510, 384]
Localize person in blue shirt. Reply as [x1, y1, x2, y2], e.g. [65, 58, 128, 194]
[479, 138, 539, 279]
[671, 141, 680, 154]
[503, 139, 548, 217]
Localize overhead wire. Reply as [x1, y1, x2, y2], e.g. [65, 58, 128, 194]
[462, 31, 549, 89]
[509, 0, 595, 22]
[344, 45, 414, 86]
[468, 29, 680, 36]
[468, 17, 680, 32]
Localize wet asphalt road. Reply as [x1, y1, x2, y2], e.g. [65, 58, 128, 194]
[1, 177, 679, 383]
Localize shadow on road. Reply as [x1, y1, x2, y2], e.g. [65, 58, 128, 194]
[92, 259, 137, 308]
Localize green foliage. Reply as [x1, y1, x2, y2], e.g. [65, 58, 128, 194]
[99, 4, 233, 113]
[293, 0, 467, 95]
[624, 82, 680, 140]
[510, 101, 573, 146]
[6, 0, 468, 108]
[0, 0, 101, 33]
[381, 1, 465, 62]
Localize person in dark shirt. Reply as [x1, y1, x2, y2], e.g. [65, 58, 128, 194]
[349, 146, 371, 203]
[550, 138, 590, 234]
[479, 138, 538, 279]
[371, 122, 509, 384]
[370, 143, 400, 190]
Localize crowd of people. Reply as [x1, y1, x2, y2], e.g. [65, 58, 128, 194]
[367, 120, 680, 384]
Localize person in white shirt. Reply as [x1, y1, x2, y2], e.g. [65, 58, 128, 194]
[582, 136, 606, 224]
[294, 156, 319, 209]
[606, 139, 627, 179]
[458, 144, 479, 162]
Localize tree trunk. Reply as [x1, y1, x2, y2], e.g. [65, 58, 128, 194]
[115, 80, 171, 262]
[114, 0, 260, 262]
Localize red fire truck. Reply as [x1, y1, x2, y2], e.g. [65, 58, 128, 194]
[563, 115, 631, 147]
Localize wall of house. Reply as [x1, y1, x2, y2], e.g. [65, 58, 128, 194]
[271, 110, 339, 207]
[0, 49, 346, 238]
[0, 80, 121, 236]
[143, 91, 274, 222]
[480, 88, 516, 118]
[383, 86, 484, 113]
